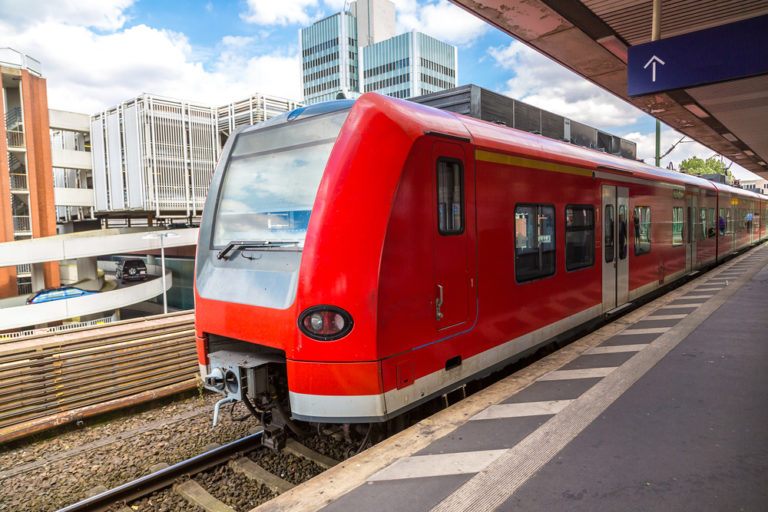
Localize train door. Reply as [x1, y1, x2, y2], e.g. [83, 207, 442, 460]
[755, 203, 761, 242]
[686, 195, 697, 271]
[602, 185, 629, 313]
[433, 141, 475, 331]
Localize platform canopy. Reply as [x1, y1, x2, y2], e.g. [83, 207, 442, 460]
[450, 1, 768, 179]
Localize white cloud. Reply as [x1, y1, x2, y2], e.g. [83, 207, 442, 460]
[487, 41, 761, 181]
[0, 17, 302, 114]
[0, 0, 135, 31]
[240, 0, 320, 26]
[624, 128, 759, 180]
[489, 41, 641, 129]
[236, 0, 485, 46]
[221, 35, 257, 48]
[394, 0, 487, 46]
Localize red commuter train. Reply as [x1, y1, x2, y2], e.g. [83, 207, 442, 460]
[195, 93, 766, 437]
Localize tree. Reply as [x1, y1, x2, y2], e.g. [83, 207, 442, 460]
[679, 156, 733, 184]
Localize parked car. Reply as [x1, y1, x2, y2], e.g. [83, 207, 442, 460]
[115, 258, 148, 282]
[26, 286, 98, 304]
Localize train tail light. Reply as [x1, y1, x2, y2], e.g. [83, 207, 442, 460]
[298, 306, 353, 341]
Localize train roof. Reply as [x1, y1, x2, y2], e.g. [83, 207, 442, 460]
[351, 93, 767, 201]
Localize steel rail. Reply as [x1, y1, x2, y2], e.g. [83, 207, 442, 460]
[57, 430, 264, 512]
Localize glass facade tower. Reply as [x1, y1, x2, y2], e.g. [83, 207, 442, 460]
[300, 5, 457, 104]
[362, 32, 457, 99]
[301, 12, 359, 104]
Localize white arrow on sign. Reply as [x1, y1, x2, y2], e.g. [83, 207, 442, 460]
[643, 55, 665, 82]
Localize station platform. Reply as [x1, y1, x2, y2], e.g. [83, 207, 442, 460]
[256, 244, 768, 512]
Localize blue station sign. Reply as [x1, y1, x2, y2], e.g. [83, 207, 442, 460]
[627, 15, 768, 97]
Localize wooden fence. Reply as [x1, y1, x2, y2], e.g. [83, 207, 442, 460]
[0, 311, 198, 443]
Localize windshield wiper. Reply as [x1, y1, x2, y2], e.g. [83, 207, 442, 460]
[217, 240, 300, 260]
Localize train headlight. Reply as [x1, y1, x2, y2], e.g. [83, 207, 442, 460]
[298, 306, 353, 341]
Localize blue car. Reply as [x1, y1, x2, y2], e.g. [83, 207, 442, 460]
[26, 286, 98, 304]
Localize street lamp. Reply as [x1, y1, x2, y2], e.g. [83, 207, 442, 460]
[142, 231, 180, 314]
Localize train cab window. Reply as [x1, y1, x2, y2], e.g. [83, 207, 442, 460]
[565, 205, 594, 271]
[515, 204, 555, 282]
[634, 206, 651, 255]
[437, 159, 464, 235]
[604, 205, 615, 263]
[700, 208, 707, 240]
[672, 207, 684, 246]
[708, 208, 716, 238]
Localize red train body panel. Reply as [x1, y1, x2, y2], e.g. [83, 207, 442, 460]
[195, 93, 766, 424]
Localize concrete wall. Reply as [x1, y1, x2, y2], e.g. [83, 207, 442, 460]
[0, 74, 16, 297]
[54, 187, 95, 207]
[51, 148, 92, 170]
[0, 269, 172, 330]
[49, 109, 90, 132]
[0, 227, 199, 267]
[21, 69, 59, 289]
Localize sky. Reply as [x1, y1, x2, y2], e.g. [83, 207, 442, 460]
[0, 0, 758, 179]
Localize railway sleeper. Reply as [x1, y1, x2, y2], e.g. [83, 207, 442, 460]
[229, 457, 295, 494]
[284, 438, 339, 469]
[174, 479, 235, 512]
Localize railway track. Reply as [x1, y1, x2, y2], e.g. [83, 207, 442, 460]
[59, 432, 340, 512]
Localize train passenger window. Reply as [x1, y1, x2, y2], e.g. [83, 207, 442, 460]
[437, 159, 464, 235]
[565, 205, 594, 271]
[708, 208, 716, 238]
[604, 205, 614, 263]
[618, 205, 628, 260]
[700, 209, 707, 240]
[718, 208, 726, 235]
[726, 208, 733, 234]
[672, 207, 684, 246]
[515, 204, 555, 282]
[634, 206, 651, 255]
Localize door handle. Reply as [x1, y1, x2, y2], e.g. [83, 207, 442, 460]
[436, 284, 444, 321]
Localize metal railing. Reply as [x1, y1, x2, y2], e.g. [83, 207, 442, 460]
[16, 281, 32, 296]
[0, 311, 198, 442]
[9, 173, 27, 190]
[0, 48, 41, 76]
[7, 151, 23, 172]
[12, 215, 31, 232]
[6, 130, 24, 148]
[15, 264, 30, 275]
[0, 314, 118, 341]
[5, 106, 21, 129]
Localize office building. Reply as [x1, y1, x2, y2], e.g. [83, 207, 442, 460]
[362, 31, 457, 99]
[1, 48, 60, 297]
[300, 0, 457, 104]
[300, 11, 360, 104]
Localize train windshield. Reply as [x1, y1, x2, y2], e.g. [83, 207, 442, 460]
[212, 109, 349, 247]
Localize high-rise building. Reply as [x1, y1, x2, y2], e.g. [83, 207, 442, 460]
[300, 0, 457, 104]
[300, 11, 360, 104]
[362, 31, 457, 99]
[1, 48, 60, 297]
